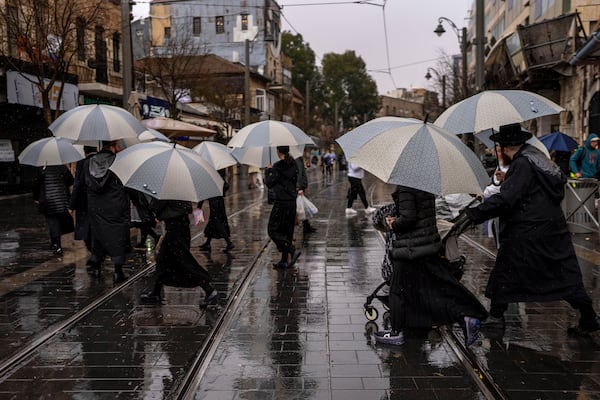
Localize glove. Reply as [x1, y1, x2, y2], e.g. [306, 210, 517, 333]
[450, 207, 475, 234]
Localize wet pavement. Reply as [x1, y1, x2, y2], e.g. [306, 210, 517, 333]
[0, 169, 600, 399]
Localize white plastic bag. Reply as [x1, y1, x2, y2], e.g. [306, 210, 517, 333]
[301, 196, 318, 218]
[296, 196, 306, 220]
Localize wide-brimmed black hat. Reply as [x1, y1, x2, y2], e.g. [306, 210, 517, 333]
[490, 123, 532, 145]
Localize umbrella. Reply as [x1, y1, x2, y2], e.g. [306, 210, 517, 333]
[538, 132, 578, 152]
[141, 116, 217, 136]
[227, 120, 314, 148]
[122, 128, 171, 148]
[109, 141, 223, 202]
[18, 137, 85, 166]
[475, 128, 551, 158]
[434, 90, 564, 134]
[192, 141, 238, 170]
[231, 145, 304, 168]
[49, 104, 145, 142]
[335, 116, 420, 158]
[340, 121, 489, 196]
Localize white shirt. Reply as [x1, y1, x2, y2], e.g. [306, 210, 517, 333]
[347, 162, 364, 179]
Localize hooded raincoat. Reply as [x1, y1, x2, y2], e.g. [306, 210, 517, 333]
[569, 133, 600, 178]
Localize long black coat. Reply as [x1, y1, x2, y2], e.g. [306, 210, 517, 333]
[467, 144, 586, 304]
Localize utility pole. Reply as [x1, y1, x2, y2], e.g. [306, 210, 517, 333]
[475, 0, 485, 92]
[305, 80, 310, 129]
[244, 39, 250, 126]
[121, 0, 132, 108]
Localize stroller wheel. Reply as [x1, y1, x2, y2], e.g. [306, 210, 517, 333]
[383, 311, 391, 330]
[365, 321, 379, 336]
[365, 306, 379, 321]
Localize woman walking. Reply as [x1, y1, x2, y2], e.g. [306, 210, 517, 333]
[199, 171, 234, 253]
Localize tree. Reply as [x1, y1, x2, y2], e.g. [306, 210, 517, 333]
[0, 0, 105, 125]
[321, 51, 379, 135]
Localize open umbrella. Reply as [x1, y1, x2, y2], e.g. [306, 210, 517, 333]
[434, 90, 564, 134]
[227, 120, 314, 148]
[122, 128, 171, 148]
[18, 137, 84, 166]
[231, 145, 304, 168]
[475, 128, 551, 158]
[109, 141, 223, 202]
[538, 132, 578, 152]
[192, 141, 238, 170]
[339, 120, 489, 196]
[49, 104, 145, 142]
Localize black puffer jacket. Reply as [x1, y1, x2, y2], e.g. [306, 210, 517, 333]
[389, 185, 441, 260]
[265, 157, 298, 202]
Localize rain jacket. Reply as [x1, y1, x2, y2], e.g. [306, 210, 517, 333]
[569, 133, 600, 178]
[265, 157, 298, 202]
[33, 165, 73, 215]
[466, 144, 587, 303]
[85, 149, 131, 258]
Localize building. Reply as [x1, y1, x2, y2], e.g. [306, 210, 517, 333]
[377, 88, 442, 121]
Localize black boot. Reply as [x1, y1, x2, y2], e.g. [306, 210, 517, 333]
[302, 220, 316, 235]
[113, 265, 126, 283]
[140, 282, 163, 304]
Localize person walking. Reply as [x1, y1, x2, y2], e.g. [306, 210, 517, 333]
[199, 171, 234, 253]
[374, 185, 487, 347]
[461, 123, 600, 336]
[69, 146, 97, 253]
[84, 140, 131, 283]
[296, 155, 316, 236]
[265, 146, 301, 269]
[569, 133, 600, 178]
[128, 188, 160, 250]
[33, 164, 74, 256]
[345, 161, 376, 216]
[140, 199, 218, 308]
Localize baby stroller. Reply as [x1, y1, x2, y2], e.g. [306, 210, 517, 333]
[363, 203, 470, 323]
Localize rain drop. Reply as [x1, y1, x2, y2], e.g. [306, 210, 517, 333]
[529, 100, 538, 113]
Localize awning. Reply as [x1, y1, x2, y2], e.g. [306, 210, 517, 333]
[141, 117, 217, 137]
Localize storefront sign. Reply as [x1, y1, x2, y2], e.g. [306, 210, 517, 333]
[6, 70, 78, 111]
[0, 139, 15, 162]
[141, 96, 171, 119]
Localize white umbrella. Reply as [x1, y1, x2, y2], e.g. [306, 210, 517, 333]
[335, 116, 420, 158]
[231, 145, 304, 168]
[475, 128, 551, 158]
[227, 120, 314, 148]
[18, 137, 85, 166]
[122, 128, 171, 148]
[192, 141, 238, 170]
[109, 141, 223, 202]
[342, 121, 489, 196]
[434, 90, 564, 134]
[49, 104, 145, 142]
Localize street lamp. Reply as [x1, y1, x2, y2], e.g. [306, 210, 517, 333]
[425, 67, 446, 108]
[434, 17, 468, 99]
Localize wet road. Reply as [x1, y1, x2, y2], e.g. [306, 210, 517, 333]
[1, 168, 600, 399]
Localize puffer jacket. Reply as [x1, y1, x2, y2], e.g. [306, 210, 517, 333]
[265, 157, 298, 202]
[389, 186, 441, 260]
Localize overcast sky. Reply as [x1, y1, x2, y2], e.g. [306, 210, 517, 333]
[132, 0, 473, 95]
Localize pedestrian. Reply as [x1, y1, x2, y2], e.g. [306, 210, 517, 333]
[265, 145, 301, 269]
[128, 188, 160, 250]
[69, 146, 97, 253]
[569, 133, 600, 178]
[247, 165, 263, 189]
[296, 155, 316, 236]
[84, 140, 131, 283]
[461, 123, 600, 336]
[345, 161, 376, 216]
[33, 164, 74, 256]
[374, 185, 487, 347]
[482, 143, 509, 247]
[199, 170, 235, 253]
[140, 199, 218, 307]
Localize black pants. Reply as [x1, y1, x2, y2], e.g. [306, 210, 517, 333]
[268, 200, 296, 260]
[46, 214, 62, 248]
[347, 177, 368, 208]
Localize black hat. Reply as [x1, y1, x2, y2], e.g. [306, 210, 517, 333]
[276, 145, 290, 154]
[490, 123, 532, 146]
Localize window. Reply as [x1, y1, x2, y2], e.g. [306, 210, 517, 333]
[164, 26, 171, 39]
[255, 89, 265, 111]
[76, 17, 85, 61]
[193, 17, 201, 35]
[112, 33, 120, 72]
[241, 14, 248, 31]
[216, 16, 224, 34]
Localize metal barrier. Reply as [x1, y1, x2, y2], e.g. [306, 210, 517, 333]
[565, 179, 599, 233]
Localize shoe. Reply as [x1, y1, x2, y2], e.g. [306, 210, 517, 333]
[199, 242, 211, 251]
[289, 249, 301, 267]
[223, 242, 235, 253]
[365, 206, 377, 214]
[345, 208, 357, 215]
[140, 292, 162, 304]
[463, 316, 481, 346]
[200, 289, 218, 308]
[273, 261, 289, 269]
[374, 330, 404, 346]
[54, 247, 63, 256]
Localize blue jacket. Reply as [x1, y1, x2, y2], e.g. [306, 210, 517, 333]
[569, 133, 600, 178]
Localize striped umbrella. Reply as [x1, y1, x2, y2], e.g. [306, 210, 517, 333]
[231, 145, 304, 168]
[227, 120, 314, 148]
[18, 137, 84, 166]
[49, 104, 145, 142]
[192, 141, 238, 170]
[109, 142, 223, 202]
[341, 121, 489, 196]
[434, 90, 564, 134]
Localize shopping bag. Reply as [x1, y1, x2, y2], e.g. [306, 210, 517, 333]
[296, 195, 306, 221]
[193, 208, 205, 226]
[301, 196, 318, 218]
[59, 211, 75, 234]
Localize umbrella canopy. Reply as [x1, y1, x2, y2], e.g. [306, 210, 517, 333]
[538, 131, 578, 152]
[231, 145, 304, 168]
[123, 128, 171, 148]
[109, 142, 223, 202]
[434, 90, 564, 134]
[227, 120, 314, 148]
[141, 116, 216, 136]
[475, 128, 551, 158]
[49, 104, 145, 142]
[341, 121, 489, 196]
[192, 141, 238, 170]
[335, 116, 420, 158]
[18, 137, 84, 166]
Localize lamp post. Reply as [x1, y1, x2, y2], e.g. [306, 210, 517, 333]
[434, 17, 468, 99]
[425, 67, 446, 108]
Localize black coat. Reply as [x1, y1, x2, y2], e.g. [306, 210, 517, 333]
[265, 157, 298, 203]
[70, 154, 94, 241]
[466, 144, 586, 304]
[33, 165, 73, 215]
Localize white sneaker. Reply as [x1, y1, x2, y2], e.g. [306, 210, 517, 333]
[345, 208, 357, 215]
[365, 206, 376, 214]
